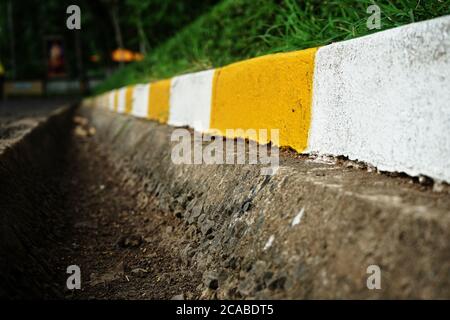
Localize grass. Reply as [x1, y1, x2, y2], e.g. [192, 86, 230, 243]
[94, 0, 450, 94]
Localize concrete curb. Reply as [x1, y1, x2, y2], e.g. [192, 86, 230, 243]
[78, 105, 450, 299]
[85, 15, 450, 183]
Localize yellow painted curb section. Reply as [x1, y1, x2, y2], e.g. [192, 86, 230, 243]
[113, 89, 119, 112]
[149, 79, 171, 123]
[125, 85, 134, 114]
[210, 48, 317, 152]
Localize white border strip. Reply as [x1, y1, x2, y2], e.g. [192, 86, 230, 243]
[131, 83, 150, 118]
[308, 15, 450, 182]
[168, 69, 214, 132]
[116, 87, 127, 114]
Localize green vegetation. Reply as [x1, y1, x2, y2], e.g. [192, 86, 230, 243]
[95, 0, 450, 93]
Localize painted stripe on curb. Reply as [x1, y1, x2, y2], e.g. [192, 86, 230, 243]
[112, 90, 119, 112]
[307, 15, 450, 182]
[210, 48, 317, 152]
[116, 87, 127, 114]
[124, 86, 134, 114]
[169, 70, 214, 132]
[148, 79, 171, 123]
[131, 84, 150, 118]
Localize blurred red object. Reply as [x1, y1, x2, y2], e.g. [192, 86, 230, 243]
[90, 54, 101, 63]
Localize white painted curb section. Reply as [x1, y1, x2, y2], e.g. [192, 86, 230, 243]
[169, 69, 215, 132]
[131, 84, 150, 118]
[116, 87, 127, 114]
[308, 15, 450, 182]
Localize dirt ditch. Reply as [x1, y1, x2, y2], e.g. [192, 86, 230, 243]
[62, 121, 202, 299]
[0, 107, 200, 299]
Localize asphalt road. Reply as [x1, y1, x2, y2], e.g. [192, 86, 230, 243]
[0, 97, 77, 121]
[0, 97, 78, 150]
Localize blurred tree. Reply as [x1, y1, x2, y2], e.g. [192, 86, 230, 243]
[0, 0, 219, 80]
[126, 0, 151, 54]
